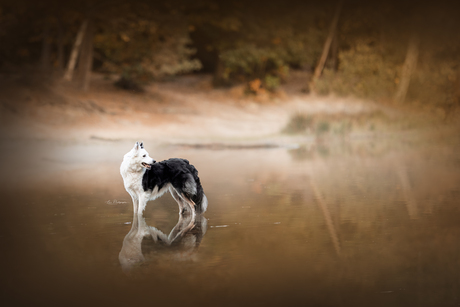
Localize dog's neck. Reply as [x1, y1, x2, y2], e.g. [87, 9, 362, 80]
[120, 154, 146, 186]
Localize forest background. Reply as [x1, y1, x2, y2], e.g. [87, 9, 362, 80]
[1, 0, 460, 140]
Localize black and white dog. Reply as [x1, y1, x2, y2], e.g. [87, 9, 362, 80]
[120, 142, 208, 216]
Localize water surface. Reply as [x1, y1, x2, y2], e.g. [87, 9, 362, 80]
[1, 137, 459, 307]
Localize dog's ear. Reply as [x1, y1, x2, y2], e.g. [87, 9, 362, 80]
[139, 141, 144, 149]
[133, 142, 139, 151]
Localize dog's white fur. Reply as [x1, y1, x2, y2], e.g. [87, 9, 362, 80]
[120, 142, 201, 217]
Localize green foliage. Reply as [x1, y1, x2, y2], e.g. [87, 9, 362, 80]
[214, 26, 324, 90]
[314, 36, 460, 114]
[408, 59, 459, 108]
[282, 111, 398, 138]
[95, 15, 201, 84]
[219, 46, 283, 78]
[316, 121, 330, 134]
[315, 41, 398, 99]
[264, 75, 280, 91]
[207, 4, 326, 91]
[217, 45, 289, 91]
[282, 114, 313, 134]
[277, 28, 324, 68]
[1, 0, 459, 107]
[283, 114, 335, 136]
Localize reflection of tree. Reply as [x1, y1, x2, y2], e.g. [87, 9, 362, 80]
[395, 161, 418, 219]
[309, 177, 341, 256]
[394, 35, 419, 104]
[119, 213, 207, 273]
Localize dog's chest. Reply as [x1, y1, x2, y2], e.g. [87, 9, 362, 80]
[121, 167, 145, 195]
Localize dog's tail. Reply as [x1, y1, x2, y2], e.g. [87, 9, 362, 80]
[190, 180, 207, 213]
[198, 194, 208, 213]
[182, 162, 207, 213]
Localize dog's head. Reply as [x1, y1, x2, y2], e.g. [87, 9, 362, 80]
[126, 141, 156, 170]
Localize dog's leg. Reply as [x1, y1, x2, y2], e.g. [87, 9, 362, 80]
[138, 194, 147, 215]
[170, 187, 189, 215]
[130, 195, 139, 215]
[178, 193, 197, 221]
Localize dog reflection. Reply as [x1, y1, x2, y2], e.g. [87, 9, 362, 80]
[119, 212, 207, 272]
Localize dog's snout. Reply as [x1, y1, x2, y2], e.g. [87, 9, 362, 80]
[151, 159, 156, 164]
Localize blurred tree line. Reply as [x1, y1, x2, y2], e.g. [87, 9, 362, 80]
[0, 0, 459, 109]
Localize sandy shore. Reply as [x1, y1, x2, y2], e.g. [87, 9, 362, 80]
[1, 73, 402, 144]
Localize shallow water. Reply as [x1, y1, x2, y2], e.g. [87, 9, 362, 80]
[1, 137, 460, 307]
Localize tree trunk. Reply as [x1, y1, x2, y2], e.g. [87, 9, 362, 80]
[311, 0, 343, 88]
[379, 26, 386, 53]
[213, 57, 225, 86]
[329, 31, 338, 71]
[394, 35, 419, 104]
[40, 25, 51, 72]
[63, 19, 88, 81]
[57, 19, 65, 72]
[78, 20, 94, 91]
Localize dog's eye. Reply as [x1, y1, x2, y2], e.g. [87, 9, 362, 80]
[143, 155, 146, 157]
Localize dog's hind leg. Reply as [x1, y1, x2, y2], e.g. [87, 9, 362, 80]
[170, 187, 189, 215]
[178, 193, 197, 221]
[170, 188, 197, 222]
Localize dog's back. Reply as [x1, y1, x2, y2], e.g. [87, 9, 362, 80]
[142, 158, 207, 213]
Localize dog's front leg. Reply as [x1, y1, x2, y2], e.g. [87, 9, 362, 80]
[130, 195, 139, 215]
[138, 195, 147, 215]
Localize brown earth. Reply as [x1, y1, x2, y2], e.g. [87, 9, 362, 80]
[0, 71, 452, 144]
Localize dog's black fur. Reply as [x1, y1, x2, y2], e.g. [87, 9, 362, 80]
[142, 158, 205, 212]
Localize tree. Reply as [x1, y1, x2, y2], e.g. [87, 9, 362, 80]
[40, 23, 51, 72]
[77, 19, 94, 91]
[310, 0, 343, 91]
[63, 19, 88, 81]
[310, 0, 343, 92]
[394, 35, 419, 104]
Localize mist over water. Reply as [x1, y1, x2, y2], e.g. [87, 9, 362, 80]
[1, 136, 459, 307]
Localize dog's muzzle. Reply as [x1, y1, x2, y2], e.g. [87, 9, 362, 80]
[141, 162, 152, 169]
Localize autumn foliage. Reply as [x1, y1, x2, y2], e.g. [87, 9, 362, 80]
[0, 0, 459, 109]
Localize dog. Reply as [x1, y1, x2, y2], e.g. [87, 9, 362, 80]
[120, 141, 208, 216]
